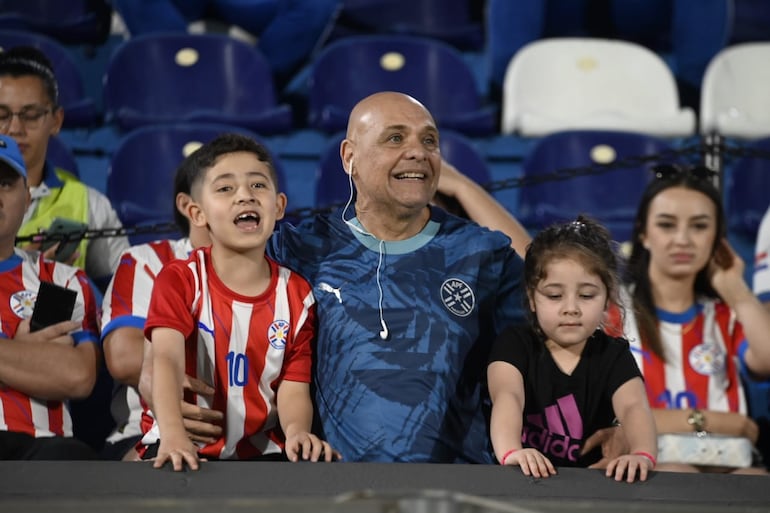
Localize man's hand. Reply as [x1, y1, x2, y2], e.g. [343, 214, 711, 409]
[582, 425, 629, 469]
[180, 375, 223, 444]
[14, 318, 79, 346]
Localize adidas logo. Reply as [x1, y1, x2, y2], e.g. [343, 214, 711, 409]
[522, 394, 584, 462]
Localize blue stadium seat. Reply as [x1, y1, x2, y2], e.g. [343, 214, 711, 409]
[315, 129, 491, 209]
[47, 135, 80, 178]
[107, 123, 287, 245]
[103, 33, 292, 134]
[0, 29, 98, 128]
[333, 0, 483, 50]
[308, 35, 496, 137]
[518, 130, 684, 241]
[0, 0, 111, 45]
[724, 137, 770, 240]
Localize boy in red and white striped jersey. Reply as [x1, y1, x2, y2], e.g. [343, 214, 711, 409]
[141, 133, 338, 471]
[0, 134, 100, 459]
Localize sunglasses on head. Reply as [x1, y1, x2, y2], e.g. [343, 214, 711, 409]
[651, 164, 717, 181]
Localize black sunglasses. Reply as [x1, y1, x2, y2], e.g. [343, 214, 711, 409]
[651, 164, 717, 181]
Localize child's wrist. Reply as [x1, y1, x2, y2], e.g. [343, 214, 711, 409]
[500, 448, 519, 465]
[633, 451, 657, 468]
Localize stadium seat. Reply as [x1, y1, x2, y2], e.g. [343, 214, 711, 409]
[724, 136, 770, 240]
[315, 129, 491, 209]
[700, 42, 770, 139]
[47, 135, 80, 178]
[0, 0, 111, 46]
[107, 123, 286, 245]
[103, 33, 292, 134]
[517, 129, 685, 241]
[501, 38, 696, 138]
[308, 35, 496, 137]
[0, 29, 98, 127]
[332, 0, 483, 51]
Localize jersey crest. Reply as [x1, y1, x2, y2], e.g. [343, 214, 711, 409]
[440, 278, 475, 317]
[10, 289, 36, 318]
[268, 319, 290, 350]
[688, 342, 726, 376]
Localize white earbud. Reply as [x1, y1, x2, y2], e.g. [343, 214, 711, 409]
[379, 319, 389, 340]
[347, 157, 354, 175]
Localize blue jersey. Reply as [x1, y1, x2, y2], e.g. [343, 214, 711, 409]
[268, 207, 525, 463]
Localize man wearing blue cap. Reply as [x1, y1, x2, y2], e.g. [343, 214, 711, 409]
[0, 134, 100, 460]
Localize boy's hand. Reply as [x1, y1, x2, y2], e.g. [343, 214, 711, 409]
[606, 453, 654, 483]
[284, 431, 341, 463]
[504, 448, 557, 478]
[153, 434, 202, 471]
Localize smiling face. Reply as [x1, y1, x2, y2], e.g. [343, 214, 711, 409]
[188, 151, 286, 254]
[529, 257, 608, 351]
[341, 93, 441, 219]
[640, 186, 717, 281]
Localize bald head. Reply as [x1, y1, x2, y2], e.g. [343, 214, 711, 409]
[346, 92, 435, 139]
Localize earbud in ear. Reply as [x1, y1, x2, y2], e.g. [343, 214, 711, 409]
[347, 157, 354, 175]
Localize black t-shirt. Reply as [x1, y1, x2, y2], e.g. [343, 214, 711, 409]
[489, 325, 642, 467]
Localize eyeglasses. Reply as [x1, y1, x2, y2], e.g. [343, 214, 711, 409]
[651, 163, 716, 181]
[0, 106, 52, 131]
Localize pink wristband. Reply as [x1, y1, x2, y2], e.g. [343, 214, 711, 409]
[633, 451, 657, 467]
[500, 448, 518, 465]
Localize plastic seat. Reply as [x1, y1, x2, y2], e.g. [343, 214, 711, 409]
[333, 0, 483, 51]
[0, 29, 97, 127]
[724, 137, 770, 240]
[103, 33, 292, 134]
[308, 35, 496, 137]
[518, 130, 684, 241]
[47, 135, 80, 178]
[315, 130, 491, 208]
[107, 123, 286, 245]
[700, 42, 770, 139]
[0, 0, 111, 45]
[501, 37, 696, 138]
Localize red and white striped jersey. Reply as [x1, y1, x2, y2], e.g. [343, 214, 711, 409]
[101, 238, 192, 443]
[141, 246, 315, 460]
[611, 288, 747, 414]
[0, 248, 99, 437]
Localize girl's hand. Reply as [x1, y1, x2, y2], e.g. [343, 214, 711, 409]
[709, 238, 745, 295]
[605, 453, 654, 483]
[503, 448, 557, 478]
[153, 435, 201, 471]
[284, 431, 342, 462]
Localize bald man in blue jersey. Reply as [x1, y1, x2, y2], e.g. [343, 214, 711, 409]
[267, 92, 525, 463]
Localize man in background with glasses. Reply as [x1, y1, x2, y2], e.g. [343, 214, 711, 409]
[0, 46, 128, 292]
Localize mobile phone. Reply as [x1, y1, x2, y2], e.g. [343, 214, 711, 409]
[40, 218, 88, 262]
[30, 281, 78, 332]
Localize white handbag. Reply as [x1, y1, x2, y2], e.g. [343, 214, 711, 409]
[657, 432, 754, 468]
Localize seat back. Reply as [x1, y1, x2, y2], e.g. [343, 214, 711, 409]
[47, 135, 79, 178]
[724, 136, 770, 239]
[308, 35, 495, 136]
[103, 33, 291, 134]
[107, 123, 286, 245]
[334, 0, 483, 50]
[700, 42, 770, 138]
[0, 29, 97, 127]
[501, 37, 695, 137]
[0, 0, 110, 45]
[518, 129, 683, 241]
[315, 130, 490, 209]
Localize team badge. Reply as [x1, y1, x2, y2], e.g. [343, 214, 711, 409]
[10, 290, 36, 318]
[268, 319, 290, 350]
[440, 278, 475, 317]
[689, 343, 726, 375]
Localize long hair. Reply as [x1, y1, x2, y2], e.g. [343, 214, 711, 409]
[624, 164, 725, 361]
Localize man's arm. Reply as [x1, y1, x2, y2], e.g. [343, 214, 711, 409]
[0, 319, 99, 400]
[103, 326, 144, 387]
